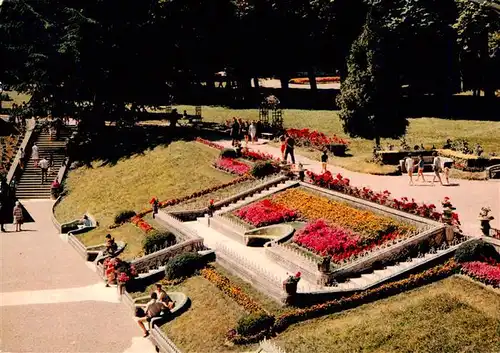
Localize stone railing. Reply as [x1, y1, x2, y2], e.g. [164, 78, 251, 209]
[215, 243, 285, 303]
[260, 338, 287, 353]
[266, 243, 319, 284]
[159, 212, 203, 242]
[150, 324, 183, 353]
[67, 232, 88, 259]
[131, 238, 205, 275]
[50, 193, 65, 233]
[6, 118, 36, 186]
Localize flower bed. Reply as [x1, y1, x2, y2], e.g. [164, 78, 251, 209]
[286, 128, 348, 151]
[234, 199, 298, 227]
[196, 137, 224, 150]
[461, 261, 500, 288]
[306, 171, 460, 225]
[196, 137, 277, 162]
[214, 157, 251, 176]
[273, 188, 415, 242]
[228, 260, 459, 344]
[201, 267, 265, 314]
[293, 220, 401, 262]
[289, 77, 341, 85]
[135, 176, 252, 217]
[130, 215, 155, 233]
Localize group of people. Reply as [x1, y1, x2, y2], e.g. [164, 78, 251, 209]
[279, 132, 296, 165]
[404, 152, 451, 186]
[229, 117, 260, 146]
[136, 283, 175, 337]
[30, 143, 56, 184]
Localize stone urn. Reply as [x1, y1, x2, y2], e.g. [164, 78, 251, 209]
[445, 225, 455, 243]
[317, 256, 331, 273]
[479, 207, 494, 237]
[283, 281, 298, 295]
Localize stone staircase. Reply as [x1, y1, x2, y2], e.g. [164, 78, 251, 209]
[15, 127, 74, 199]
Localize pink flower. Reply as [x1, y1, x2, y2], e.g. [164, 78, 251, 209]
[214, 158, 250, 175]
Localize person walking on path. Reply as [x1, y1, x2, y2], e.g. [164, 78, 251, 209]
[321, 149, 328, 174]
[13, 201, 23, 232]
[432, 152, 444, 186]
[279, 133, 287, 160]
[249, 121, 257, 143]
[404, 154, 415, 186]
[284, 133, 296, 165]
[415, 154, 426, 183]
[151, 197, 159, 219]
[31, 143, 39, 168]
[19, 147, 25, 169]
[230, 117, 240, 147]
[39, 156, 49, 184]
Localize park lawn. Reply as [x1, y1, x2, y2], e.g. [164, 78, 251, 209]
[128, 276, 258, 353]
[177, 105, 500, 175]
[274, 276, 500, 353]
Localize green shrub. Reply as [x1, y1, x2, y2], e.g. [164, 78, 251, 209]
[114, 210, 136, 224]
[250, 161, 278, 178]
[164, 252, 204, 279]
[454, 239, 499, 263]
[142, 231, 176, 254]
[236, 313, 275, 336]
[220, 148, 238, 159]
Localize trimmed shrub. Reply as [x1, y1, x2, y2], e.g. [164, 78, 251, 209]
[236, 313, 275, 336]
[114, 210, 136, 224]
[220, 148, 238, 159]
[250, 161, 278, 178]
[142, 231, 176, 254]
[164, 252, 204, 279]
[454, 239, 499, 263]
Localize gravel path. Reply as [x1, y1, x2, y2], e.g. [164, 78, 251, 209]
[0, 200, 155, 353]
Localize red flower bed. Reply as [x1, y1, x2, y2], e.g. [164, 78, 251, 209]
[461, 261, 500, 288]
[241, 150, 279, 162]
[306, 171, 460, 224]
[293, 219, 402, 262]
[234, 199, 297, 227]
[130, 215, 154, 233]
[196, 137, 224, 150]
[287, 128, 348, 150]
[214, 158, 251, 175]
[289, 77, 341, 84]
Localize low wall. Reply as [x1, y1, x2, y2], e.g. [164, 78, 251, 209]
[265, 245, 319, 284]
[375, 150, 435, 165]
[6, 118, 36, 186]
[67, 233, 88, 259]
[438, 149, 500, 171]
[51, 194, 65, 233]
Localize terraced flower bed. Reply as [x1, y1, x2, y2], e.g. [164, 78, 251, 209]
[233, 187, 418, 262]
[214, 157, 251, 176]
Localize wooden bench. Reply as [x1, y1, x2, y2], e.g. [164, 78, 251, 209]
[61, 212, 98, 235]
[261, 132, 274, 140]
[133, 292, 189, 329]
[486, 164, 500, 179]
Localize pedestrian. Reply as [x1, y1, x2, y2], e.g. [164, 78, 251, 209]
[249, 121, 257, 143]
[48, 152, 54, 175]
[443, 161, 452, 185]
[284, 133, 296, 165]
[230, 117, 240, 147]
[321, 149, 328, 174]
[279, 133, 287, 161]
[31, 143, 39, 168]
[39, 156, 49, 184]
[19, 147, 25, 169]
[13, 201, 23, 232]
[151, 197, 159, 219]
[415, 154, 426, 183]
[404, 154, 415, 186]
[432, 152, 444, 186]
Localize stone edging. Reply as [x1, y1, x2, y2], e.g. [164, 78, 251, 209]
[6, 118, 36, 185]
[51, 194, 64, 233]
[455, 274, 500, 296]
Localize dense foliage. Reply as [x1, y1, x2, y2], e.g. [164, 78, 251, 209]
[164, 252, 204, 280]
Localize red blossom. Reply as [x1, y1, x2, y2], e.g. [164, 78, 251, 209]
[461, 261, 500, 288]
[234, 199, 297, 227]
[214, 158, 251, 176]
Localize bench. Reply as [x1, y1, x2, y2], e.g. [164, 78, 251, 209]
[261, 132, 274, 140]
[133, 292, 189, 329]
[61, 212, 98, 235]
[486, 164, 500, 179]
[399, 156, 453, 173]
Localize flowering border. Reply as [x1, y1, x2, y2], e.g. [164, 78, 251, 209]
[130, 215, 155, 234]
[201, 267, 266, 314]
[461, 261, 500, 288]
[196, 137, 278, 163]
[289, 77, 341, 84]
[228, 260, 459, 344]
[214, 158, 251, 176]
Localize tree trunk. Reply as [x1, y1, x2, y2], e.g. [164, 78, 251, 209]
[375, 136, 380, 147]
[253, 77, 260, 89]
[308, 69, 318, 92]
[280, 75, 290, 90]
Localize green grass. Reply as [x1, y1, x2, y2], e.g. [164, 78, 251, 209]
[274, 276, 500, 353]
[129, 276, 258, 353]
[56, 141, 235, 258]
[176, 106, 500, 175]
[1, 91, 31, 109]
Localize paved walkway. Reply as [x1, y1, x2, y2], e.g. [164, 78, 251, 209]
[0, 200, 155, 353]
[218, 139, 499, 237]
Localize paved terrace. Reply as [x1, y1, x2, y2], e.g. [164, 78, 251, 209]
[217, 139, 500, 238]
[0, 200, 155, 353]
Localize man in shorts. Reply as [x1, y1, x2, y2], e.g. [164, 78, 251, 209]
[432, 152, 444, 186]
[136, 292, 164, 337]
[404, 154, 415, 186]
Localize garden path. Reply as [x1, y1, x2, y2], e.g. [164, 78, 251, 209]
[0, 200, 155, 353]
[216, 139, 500, 238]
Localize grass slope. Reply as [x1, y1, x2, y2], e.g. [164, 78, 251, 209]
[177, 106, 500, 175]
[55, 141, 234, 258]
[274, 276, 500, 353]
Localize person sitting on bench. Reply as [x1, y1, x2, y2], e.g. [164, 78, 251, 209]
[104, 234, 118, 256]
[77, 215, 92, 229]
[136, 292, 164, 337]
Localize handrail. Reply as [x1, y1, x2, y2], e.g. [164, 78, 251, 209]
[6, 118, 36, 186]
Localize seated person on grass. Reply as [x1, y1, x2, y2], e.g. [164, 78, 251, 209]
[136, 292, 164, 337]
[77, 215, 92, 229]
[104, 234, 118, 256]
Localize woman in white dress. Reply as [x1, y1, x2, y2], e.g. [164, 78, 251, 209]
[249, 121, 257, 143]
[31, 143, 39, 168]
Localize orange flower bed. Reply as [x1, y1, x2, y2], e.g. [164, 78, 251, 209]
[289, 76, 341, 85]
[273, 188, 415, 243]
